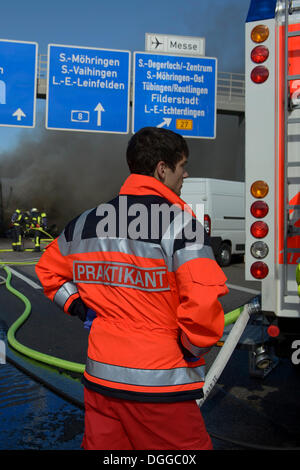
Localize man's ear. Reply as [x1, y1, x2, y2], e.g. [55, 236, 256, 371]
[154, 161, 166, 182]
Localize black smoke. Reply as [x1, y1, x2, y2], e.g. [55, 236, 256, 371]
[0, 120, 129, 231]
[0, 110, 244, 233]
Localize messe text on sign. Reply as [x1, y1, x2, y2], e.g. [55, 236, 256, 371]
[46, 44, 131, 134]
[133, 52, 217, 138]
[0, 39, 37, 128]
[145, 33, 205, 56]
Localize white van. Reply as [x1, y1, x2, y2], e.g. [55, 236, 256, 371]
[180, 178, 245, 266]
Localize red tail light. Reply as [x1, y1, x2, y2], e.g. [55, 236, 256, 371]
[251, 221, 269, 238]
[250, 261, 269, 279]
[251, 65, 269, 83]
[250, 200, 269, 218]
[251, 45, 269, 63]
[204, 214, 211, 235]
[267, 325, 280, 338]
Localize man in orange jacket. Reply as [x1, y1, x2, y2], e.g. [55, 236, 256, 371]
[36, 127, 228, 450]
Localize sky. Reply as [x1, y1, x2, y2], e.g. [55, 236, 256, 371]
[0, 0, 251, 153]
[1, 0, 249, 58]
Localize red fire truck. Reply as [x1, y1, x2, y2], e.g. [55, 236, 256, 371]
[245, 0, 300, 366]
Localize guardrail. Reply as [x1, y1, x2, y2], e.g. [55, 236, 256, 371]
[217, 71, 245, 101]
[38, 54, 48, 79]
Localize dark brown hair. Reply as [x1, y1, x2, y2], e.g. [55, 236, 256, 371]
[126, 127, 189, 175]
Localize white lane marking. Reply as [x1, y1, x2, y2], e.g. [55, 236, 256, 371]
[8, 267, 42, 290]
[227, 283, 260, 295]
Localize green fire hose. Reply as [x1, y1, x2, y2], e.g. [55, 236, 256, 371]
[2, 265, 85, 374]
[1, 264, 244, 375]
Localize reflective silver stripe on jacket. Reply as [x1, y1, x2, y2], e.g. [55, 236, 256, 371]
[58, 234, 165, 262]
[85, 357, 205, 386]
[160, 210, 191, 267]
[173, 244, 215, 271]
[57, 205, 213, 272]
[180, 331, 212, 358]
[54, 281, 78, 309]
[73, 208, 92, 239]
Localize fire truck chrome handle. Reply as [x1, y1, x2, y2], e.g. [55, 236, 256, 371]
[197, 297, 260, 407]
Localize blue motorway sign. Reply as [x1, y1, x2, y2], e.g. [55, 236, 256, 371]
[0, 39, 37, 128]
[46, 44, 131, 134]
[133, 52, 217, 138]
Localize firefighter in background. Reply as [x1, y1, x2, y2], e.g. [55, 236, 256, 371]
[29, 208, 48, 252]
[11, 209, 29, 251]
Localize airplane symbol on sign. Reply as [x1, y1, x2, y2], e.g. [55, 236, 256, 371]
[152, 37, 163, 49]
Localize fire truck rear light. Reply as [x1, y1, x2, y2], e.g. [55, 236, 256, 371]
[250, 200, 269, 218]
[251, 65, 269, 83]
[267, 324, 280, 338]
[251, 24, 269, 43]
[251, 45, 269, 63]
[250, 180, 269, 198]
[251, 221, 269, 238]
[250, 261, 269, 279]
[250, 241, 269, 259]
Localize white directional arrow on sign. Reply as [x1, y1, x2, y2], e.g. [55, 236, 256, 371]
[12, 108, 26, 121]
[94, 103, 105, 127]
[157, 118, 172, 128]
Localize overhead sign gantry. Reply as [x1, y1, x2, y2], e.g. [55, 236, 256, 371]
[0, 34, 217, 138]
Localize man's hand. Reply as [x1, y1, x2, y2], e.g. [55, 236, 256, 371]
[68, 298, 97, 329]
[68, 297, 88, 321]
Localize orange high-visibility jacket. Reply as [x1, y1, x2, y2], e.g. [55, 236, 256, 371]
[36, 174, 228, 402]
